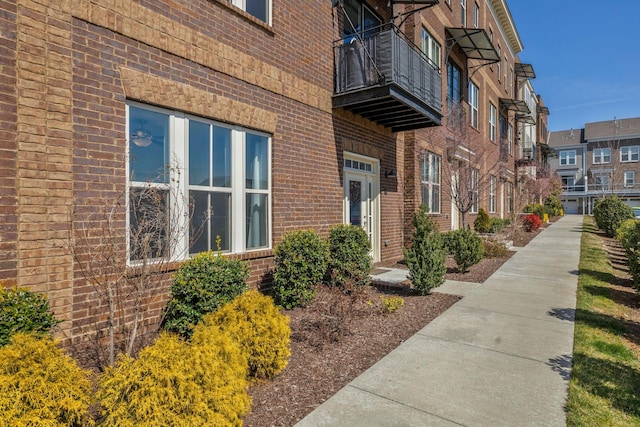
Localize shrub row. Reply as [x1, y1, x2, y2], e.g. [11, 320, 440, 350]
[272, 224, 371, 309]
[473, 208, 511, 234]
[616, 219, 640, 290]
[594, 195, 635, 238]
[2, 290, 290, 426]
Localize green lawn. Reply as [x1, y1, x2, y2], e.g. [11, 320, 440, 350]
[567, 217, 640, 426]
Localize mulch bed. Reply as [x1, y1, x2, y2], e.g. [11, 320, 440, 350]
[245, 225, 547, 426]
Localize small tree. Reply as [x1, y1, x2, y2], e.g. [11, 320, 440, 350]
[404, 206, 446, 295]
[326, 224, 372, 291]
[473, 208, 491, 233]
[445, 229, 484, 273]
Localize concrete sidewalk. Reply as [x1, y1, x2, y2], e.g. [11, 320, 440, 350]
[296, 215, 583, 427]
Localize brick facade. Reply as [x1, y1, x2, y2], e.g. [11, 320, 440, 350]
[5, 0, 540, 346]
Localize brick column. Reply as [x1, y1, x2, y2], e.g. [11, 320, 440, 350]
[16, 0, 74, 335]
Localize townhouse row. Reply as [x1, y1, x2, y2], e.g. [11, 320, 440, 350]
[0, 0, 549, 345]
[549, 117, 640, 214]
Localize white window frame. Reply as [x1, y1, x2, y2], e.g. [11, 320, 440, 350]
[625, 170, 635, 187]
[562, 176, 575, 192]
[421, 152, 441, 214]
[473, 2, 479, 28]
[507, 181, 513, 213]
[489, 175, 496, 213]
[470, 168, 479, 214]
[496, 45, 501, 81]
[232, 0, 271, 24]
[468, 80, 479, 129]
[489, 102, 497, 142]
[503, 57, 508, 89]
[621, 145, 640, 162]
[594, 174, 610, 191]
[461, 0, 466, 26]
[559, 150, 576, 166]
[593, 147, 611, 164]
[508, 123, 513, 155]
[421, 27, 441, 69]
[126, 102, 272, 264]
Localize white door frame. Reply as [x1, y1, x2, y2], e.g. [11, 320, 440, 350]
[343, 152, 380, 263]
[451, 171, 460, 230]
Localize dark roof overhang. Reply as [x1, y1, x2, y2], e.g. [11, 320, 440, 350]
[446, 27, 500, 62]
[515, 63, 536, 79]
[499, 98, 530, 114]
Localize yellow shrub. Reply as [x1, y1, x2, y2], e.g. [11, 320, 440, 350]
[0, 333, 93, 427]
[196, 290, 291, 380]
[543, 213, 549, 223]
[96, 332, 250, 427]
[381, 295, 405, 314]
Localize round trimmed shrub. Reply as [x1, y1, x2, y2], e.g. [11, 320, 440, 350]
[445, 228, 484, 273]
[0, 333, 93, 426]
[523, 203, 546, 220]
[195, 290, 291, 380]
[162, 251, 249, 339]
[96, 332, 250, 426]
[0, 287, 61, 347]
[593, 195, 635, 238]
[273, 229, 329, 309]
[489, 217, 510, 233]
[523, 213, 542, 232]
[404, 206, 446, 295]
[326, 224, 372, 291]
[473, 208, 491, 233]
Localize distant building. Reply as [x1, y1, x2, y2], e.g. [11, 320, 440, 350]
[548, 117, 640, 214]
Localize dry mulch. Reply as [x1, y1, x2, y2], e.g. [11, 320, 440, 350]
[245, 225, 546, 426]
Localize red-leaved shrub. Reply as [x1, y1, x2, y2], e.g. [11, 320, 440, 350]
[523, 214, 542, 232]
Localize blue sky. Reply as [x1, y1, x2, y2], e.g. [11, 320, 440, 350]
[508, 1, 640, 132]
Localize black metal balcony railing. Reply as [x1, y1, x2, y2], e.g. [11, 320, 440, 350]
[333, 25, 442, 132]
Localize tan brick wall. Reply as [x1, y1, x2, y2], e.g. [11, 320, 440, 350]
[0, 0, 18, 285]
[15, 0, 74, 335]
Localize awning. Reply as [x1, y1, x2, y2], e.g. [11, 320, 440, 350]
[516, 114, 536, 125]
[537, 105, 550, 115]
[446, 27, 500, 62]
[499, 98, 530, 114]
[515, 63, 536, 79]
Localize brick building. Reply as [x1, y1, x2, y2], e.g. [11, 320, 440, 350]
[1, 0, 544, 346]
[549, 117, 640, 214]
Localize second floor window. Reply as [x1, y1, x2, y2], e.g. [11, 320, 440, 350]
[559, 150, 576, 166]
[562, 177, 575, 192]
[461, 0, 467, 26]
[468, 81, 479, 128]
[594, 175, 610, 191]
[473, 2, 479, 28]
[625, 171, 635, 187]
[593, 148, 611, 164]
[421, 152, 441, 214]
[232, 0, 270, 24]
[447, 61, 463, 107]
[489, 176, 496, 213]
[343, 0, 382, 38]
[621, 145, 640, 162]
[421, 28, 441, 69]
[489, 103, 496, 142]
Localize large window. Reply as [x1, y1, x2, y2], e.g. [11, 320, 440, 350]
[470, 168, 478, 214]
[468, 81, 479, 128]
[621, 145, 640, 162]
[562, 176, 575, 192]
[489, 102, 497, 142]
[489, 175, 496, 213]
[593, 147, 611, 164]
[232, 0, 270, 24]
[128, 103, 271, 262]
[594, 175, 610, 191]
[447, 61, 463, 108]
[421, 27, 441, 69]
[473, 2, 479, 28]
[559, 150, 576, 166]
[421, 152, 441, 214]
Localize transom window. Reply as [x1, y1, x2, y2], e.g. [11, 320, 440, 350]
[593, 147, 611, 164]
[468, 81, 479, 129]
[559, 150, 576, 166]
[344, 158, 373, 173]
[421, 152, 441, 214]
[128, 103, 271, 262]
[621, 145, 640, 162]
[232, 0, 270, 24]
[421, 27, 441, 69]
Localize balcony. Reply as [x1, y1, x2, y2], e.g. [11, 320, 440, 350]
[333, 25, 442, 132]
[516, 145, 537, 167]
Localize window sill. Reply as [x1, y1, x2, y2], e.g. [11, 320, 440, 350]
[211, 0, 275, 35]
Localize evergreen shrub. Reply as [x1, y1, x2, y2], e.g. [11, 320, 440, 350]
[473, 208, 492, 233]
[616, 219, 640, 290]
[593, 195, 635, 237]
[544, 194, 563, 217]
[482, 236, 509, 258]
[196, 290, 291, 380]
[489, 217, 510, 233]
[96, 332, 250, 427]
[523, 203, 546, 220]
[162, 250, 249, 339]
[326, 224, 372, 291]
[272, 229, 329, 309]
[0, 333, 93, 427]
[404, 206, 446, 295]
[445, 228, 484, 273]
[0, 287, 61, 347]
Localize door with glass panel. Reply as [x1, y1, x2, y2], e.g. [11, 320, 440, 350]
[343, 155, 379, 262]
